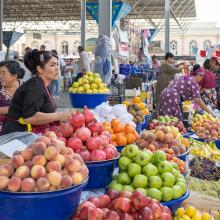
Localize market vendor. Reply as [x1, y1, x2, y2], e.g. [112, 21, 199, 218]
[156, 52, 185, 106]
[1, 49, 71, 135]
[0, 61, 25, 132]
[159, 64, 213, 120]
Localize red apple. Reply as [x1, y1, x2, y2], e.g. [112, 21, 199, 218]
[121, 213, 134, 220]
[107, 189, 120, 200]
[139, 207, 153, 220]
[131, 191, 152, 209]
[88, 197, 101, 208]
[161, 213, 172, 220]
[98, 195, 111, 208]
[112, 197, 131, 213]
[151, 202, 162, 219]
[105, 211, 120, 220]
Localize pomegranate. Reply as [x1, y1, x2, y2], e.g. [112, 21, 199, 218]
[71, 111, 85, 128]
[57, 123, 74, 138]
[103, 147, 117, 160]
[88, 122, 103, 135]
[83, 106, 95, 125]
[75, 127, 91, 142]
[90, 150, 106, 161]
[86, 137, 101, 151]
[79, 150, 91, 161]
[99, 134, 110, 146]
[67, 137, 82, 151]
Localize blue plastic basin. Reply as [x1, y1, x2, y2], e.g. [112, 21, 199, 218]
[161, 190, 190, 214]
[69, 93, 109, 109]
[215, 140, 220, 149]
[136, 121, 145, 134]
[0, 179, 88, 220]
[85, 154, 120, 190]
[177, 150, 190, 161]
[116, 145, 125, 153]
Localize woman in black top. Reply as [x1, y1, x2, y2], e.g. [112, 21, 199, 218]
[1, 49, 71, 134]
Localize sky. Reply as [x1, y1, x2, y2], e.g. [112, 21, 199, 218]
[196, 0, 220, 23]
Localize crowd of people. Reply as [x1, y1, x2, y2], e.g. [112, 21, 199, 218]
[155, 52, 220, 119]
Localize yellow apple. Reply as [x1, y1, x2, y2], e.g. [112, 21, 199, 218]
[91, 83, 98, 90]
[92, 89, 98, 93]
[78, 78, 83, 86]
[82, 78, 89, 84]
[83, 84, 90, 90]
[72, 82, 79, 88]
[93, 73, 100, 78]
[77, 87, 84, 93]
[94, 78, 102, 84]
[86, 89, 92, 93]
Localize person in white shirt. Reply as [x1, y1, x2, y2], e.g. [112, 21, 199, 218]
[76, 46, 90, 81]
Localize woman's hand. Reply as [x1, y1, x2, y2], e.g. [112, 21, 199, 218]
[56, 112, 72, 122]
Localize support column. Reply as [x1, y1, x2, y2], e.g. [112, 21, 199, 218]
[165, 0, 170, 54]
[0, 0, 3, 51]
[81, 0, 86, 48]
[99, 0, 112, 38]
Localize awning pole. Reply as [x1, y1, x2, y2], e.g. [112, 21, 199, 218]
[81, 0, 86, 48]
[0, 0, 3, 51]
[165, 0, 170, 53]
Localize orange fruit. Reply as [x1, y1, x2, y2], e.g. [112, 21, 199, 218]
[126, 133, 136, 144]
[132, 96, 141, 104]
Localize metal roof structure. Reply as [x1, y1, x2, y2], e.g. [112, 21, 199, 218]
[3, 0, 196, 33]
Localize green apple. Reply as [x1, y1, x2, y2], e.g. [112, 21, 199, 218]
[121, 147, 127, 156]
[153, 150, 166, 164]
[118, 172, 131, 185]
[134, 151, 152, 166]
[109, 183, 123, 192]
[128, 163, 142, 177]
[161, 172, 176, 187]
[132, 174, 148, 188]
[172, 168, 180, 179]
[136, 188, 148, 196]
[118, 156, 132, 170]
[171, 162, 179, 170]
[160, 187, 173, 201]
[142, 163, 158, 178]
[93, 73, 100, 78]
[176, 177, 186, 184]
[72, 82, 79, 88]
[123, 185, 134, 192]
[108, 180, 118, 187]
[176, 182, 187, 194]
[149, 176, 163, 189]
[112, 174, 119, 181]
[172, 185, 183, 199]
[125, 144, 139, 159]
[157, 161, 173, 174]
[147, 188, 162, 202]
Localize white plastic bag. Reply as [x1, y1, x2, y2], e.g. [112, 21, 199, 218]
[111, 104, 127, 117]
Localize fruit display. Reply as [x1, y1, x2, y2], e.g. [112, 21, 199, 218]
[127, 103, 145, 124]
[94, 102, 135, 126]
[188, 157, 220, 181]
[187, 176, 220, 199]
[137, 126, 190, 156]
[182, 100, 195, 113]
[191, 113, 220, 141]
[71, 190, 172, 220]
[174, 206, 212, 220]
[108, 145, 187, 202]
[103, 119, 139, 146]
[149, 116, 186, 134]
[68, 72, 109, 94]
[54, 107, 119, 162]
[123, 96, 150, 116]
[0, 133, 88, 192]
[190, 139, 220, 162]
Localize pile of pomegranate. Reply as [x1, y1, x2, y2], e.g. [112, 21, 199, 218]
[71, 190, 172, 220]
[0, 132, 88, 192]
[54, 107, 119, 162]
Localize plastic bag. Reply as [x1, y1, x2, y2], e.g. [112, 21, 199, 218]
[111, 104, 127, 117]
[94, 102, 112, 118]
[119, 113, 134, 125]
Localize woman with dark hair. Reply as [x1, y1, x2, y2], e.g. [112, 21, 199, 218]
[159, 64, 213, 120]
[199, 59, 217, 108]
[0, 60, 24, 131]
[1, 49, 71, 134]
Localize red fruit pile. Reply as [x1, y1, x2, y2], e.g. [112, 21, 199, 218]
[55, 107, 119, 162]
[72, 190, 172, 220]
[0, 132, 88, 192]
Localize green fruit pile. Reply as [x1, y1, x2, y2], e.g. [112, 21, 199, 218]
[109, 144, 187, 202]
[68, 72, 109, 94]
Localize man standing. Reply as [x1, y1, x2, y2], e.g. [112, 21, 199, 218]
[40, 45, 46, 51]
[77, 46, 90, 81]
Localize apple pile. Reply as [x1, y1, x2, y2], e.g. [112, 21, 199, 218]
[109, 145, 187, 202]
[71, 190, 172, 220]
[54, 107, 119, 162]
[137, 126, 189, 156]
[0, 132, 88, 192]
[149, 116, 186, 134]
[191, 113, 220, 141]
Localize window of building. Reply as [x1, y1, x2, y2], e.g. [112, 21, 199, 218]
[203, 40, 211, 50]
[43, 41, 51, 50]
[170, 40, 178, 55]
[61, 41, 69, 55]
[31, 41, 39, 49]
[189, 40, 198, 56]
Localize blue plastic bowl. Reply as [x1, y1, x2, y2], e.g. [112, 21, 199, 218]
[69, 93, 109, 109]
[116, 145, 125, 153]
[0, 179, 88, 220]
[161, 190, 190, 214]
[215, 140, 220, 149]
[177, 150, 190, 161]
[136, 121, 145, 134]
[85, 154, 120, 190]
